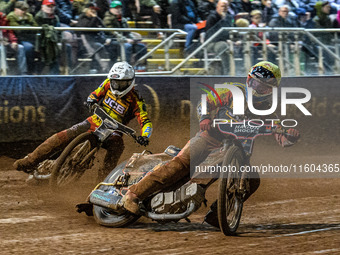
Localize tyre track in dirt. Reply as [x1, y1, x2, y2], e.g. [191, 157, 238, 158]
[1, 143, 340, 255]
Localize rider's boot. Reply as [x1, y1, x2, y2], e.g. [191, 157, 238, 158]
[13, 134, 66, 172]
[121, 190, 141, 214]
[121, 157, 189, 213]
[204, 200, 219, 228]
[128, 157, 189, 200]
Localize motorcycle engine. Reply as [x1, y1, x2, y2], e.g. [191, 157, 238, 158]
[150, 183, 205, 214]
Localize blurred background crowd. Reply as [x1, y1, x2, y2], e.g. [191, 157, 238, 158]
[0, 0, 338, 75]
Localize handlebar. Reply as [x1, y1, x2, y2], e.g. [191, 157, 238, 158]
[86, 102, 148, 146]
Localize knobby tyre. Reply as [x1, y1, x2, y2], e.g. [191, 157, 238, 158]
[50, 132, 98, 191]
[218, 145, 246, 236]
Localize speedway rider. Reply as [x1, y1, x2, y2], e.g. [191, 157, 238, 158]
[120, 61, 300, 227]
[14, 61, 152, 182]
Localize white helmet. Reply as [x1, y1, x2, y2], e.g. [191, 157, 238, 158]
[107, 61, 135, 98]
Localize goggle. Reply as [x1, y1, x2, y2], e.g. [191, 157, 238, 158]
[248, 78, 273, 95]
[110, 79, 131, 91]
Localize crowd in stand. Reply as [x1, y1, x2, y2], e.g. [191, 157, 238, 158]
[0, 0, 339, 75]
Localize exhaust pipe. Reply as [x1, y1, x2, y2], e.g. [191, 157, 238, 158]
[145, 202, 196, 221]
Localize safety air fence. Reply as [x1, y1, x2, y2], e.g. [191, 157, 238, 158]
[0, 76, 338, 150]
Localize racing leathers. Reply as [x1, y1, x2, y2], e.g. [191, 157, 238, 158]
[13, 78, 152, 182]
[124, 83, 300, 214]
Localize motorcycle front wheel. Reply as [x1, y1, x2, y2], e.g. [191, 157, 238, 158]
[50, 132, 98, 191]
[93, 205, 140, 227]
[217, 145, 246, 236]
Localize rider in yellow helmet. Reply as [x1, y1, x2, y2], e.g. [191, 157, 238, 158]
[121, 61, 299, 227]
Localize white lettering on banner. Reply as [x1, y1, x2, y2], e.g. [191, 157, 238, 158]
[213, 118, 298, 128]
[201, 84, 312, 116]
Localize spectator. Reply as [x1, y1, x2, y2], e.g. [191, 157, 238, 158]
[27, 0, 43, 16]
[261, 0, 277, 25]
[249, 10, 270, 64]
[0, 11, 27, 75]
[35, 0, 60, 26]
[268, 5, 297, 64]
[0, 0, 16, 14]
[296, 7, 313, 27]
[72, 0, 87, 20]
[249, 9, 264, 28]
[334, 9, 340, 28]
[137, 0, 169, 32]
[296, 7, 316, 74]
[75, 2, 112, 73]
[233, 18, 249, 63]
[35, 0, 61, 74]
[95, 0, 110, 19]
[204, 0, 234, 74]
[198, 0, 216, 20]
[120, 0, 137, 20]
[313, 1, 334, 73]
[313, 1, 332, 30]
[103, 0, 147, 67]
[170, 0, 203, 51]
[273, 0, 301, 15]
[55, 0, 73, 26]
[7, 1, 39, 75]
[234, 0, 261, 20]
[268, 5, 297, 29]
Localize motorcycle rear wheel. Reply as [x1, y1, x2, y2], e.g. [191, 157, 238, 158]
[218, 145, 246, 236]
[93, 205, 140, 227]
[50, 132, 98, 191]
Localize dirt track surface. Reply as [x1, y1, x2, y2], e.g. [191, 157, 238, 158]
[1, 141, 340, 255]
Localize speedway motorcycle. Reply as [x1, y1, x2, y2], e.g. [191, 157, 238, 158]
[77, 118, 288, 236]
[25, 104, 139, 190]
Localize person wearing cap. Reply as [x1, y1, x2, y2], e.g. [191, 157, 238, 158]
[35, 0, 60, 27]
[7, 1, 39, 75]
[34, 0, 62, 75]
[103, 0, 147, 67]
[75, 2, 113, 73]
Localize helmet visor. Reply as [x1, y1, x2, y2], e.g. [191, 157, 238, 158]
[249, 65, 278, 87]
[248, 78, 273, 95]
[110, 79, 132, 92]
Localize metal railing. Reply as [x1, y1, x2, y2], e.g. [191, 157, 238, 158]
[0, 26, 186, 76]
[155, 27, 340, 76]
[1, 26, 340, 76]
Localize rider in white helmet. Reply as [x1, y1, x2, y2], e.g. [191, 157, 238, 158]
[14, 61, 153, 182]
[107, 61, 135, 98]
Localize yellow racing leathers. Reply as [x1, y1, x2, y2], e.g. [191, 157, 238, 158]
[14, 78, 152, 182]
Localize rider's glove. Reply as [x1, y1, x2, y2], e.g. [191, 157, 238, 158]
[86, 98, 97, 112]
[286, 128, 300, 143]
[276, 128, 300, 147]
[136, 136, 149, 146]
[199, 118, 212, 131]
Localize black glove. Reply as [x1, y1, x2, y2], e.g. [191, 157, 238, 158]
[86, 98, 97, 112]
[136, 136, 149, 146]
